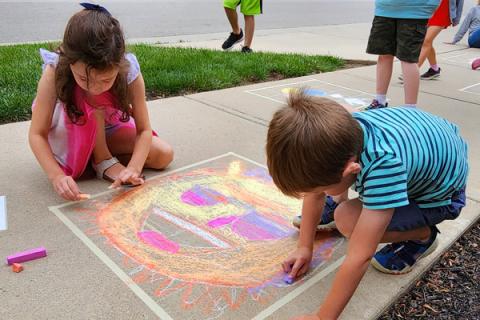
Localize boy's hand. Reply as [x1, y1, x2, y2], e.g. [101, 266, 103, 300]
[283, 246, 313, 278]
[110, 166, 144, 189]
[291, 315, 321, 320]
[52, 174, 81, 201]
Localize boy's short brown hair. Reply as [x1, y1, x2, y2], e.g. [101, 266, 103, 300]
[266, 89, 363, 198]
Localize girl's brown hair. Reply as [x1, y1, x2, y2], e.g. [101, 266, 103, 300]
[55, 9, 130, 123]
[266, 89, 363, 198]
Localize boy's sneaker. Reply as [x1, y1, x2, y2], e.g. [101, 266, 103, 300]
[420, 67, 441, 80]
[241, 46, 253, 53]
[365, 99, 388, 110]
[222, 29, 244, 50]
[371, 225, 439, 274]
[292, 196, 338, 231]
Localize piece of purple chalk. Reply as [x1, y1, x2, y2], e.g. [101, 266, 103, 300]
[6, 247, 47, 265]
[283, 274, 294, 284]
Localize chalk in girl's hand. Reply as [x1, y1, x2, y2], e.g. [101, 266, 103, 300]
[78, 193, 91, 200]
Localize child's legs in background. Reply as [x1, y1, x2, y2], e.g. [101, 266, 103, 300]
[244, 15, 255, 47]
[396, 18, 428, 105]
[366, 17, 396, 100]
[401, 61, 420, 104]
[376, 55, 394, 96]
[240, 0, 262, 48]
[224, 0, 241, 34]
[418, 26, 443, 67]
[106, 124, 173, 170]
[468, 28, 480, 48]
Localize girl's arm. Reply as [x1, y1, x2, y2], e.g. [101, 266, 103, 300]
[121, 73, 152, 175]
[29, 65, 81, 200]
[452, 8, 473, 43]
[317, 208, 393, 320]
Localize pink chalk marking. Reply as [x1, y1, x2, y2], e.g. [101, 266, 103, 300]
[137, 230, 179, 254]
[206, 215, 238, 228]
[6, 247, 47, 265]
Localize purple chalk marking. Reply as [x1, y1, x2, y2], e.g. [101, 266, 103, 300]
[137, 231, 179, 254]
[207, 215, 238, 228]
[6, 247, 47, 265]
[283, 274, 294, 284]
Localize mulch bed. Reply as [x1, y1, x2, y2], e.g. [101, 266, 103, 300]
[379, 221, 480, 319]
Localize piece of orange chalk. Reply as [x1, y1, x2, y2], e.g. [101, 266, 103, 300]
[78, 194, 91, 200]
[12, 263, 23, 273]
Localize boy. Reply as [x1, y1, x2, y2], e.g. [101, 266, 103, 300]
[366, 0, 440, 109]
[266, 90, 468, 319]
[221, 0, 262, 53]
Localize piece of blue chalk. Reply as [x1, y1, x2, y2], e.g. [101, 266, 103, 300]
[283, 274, 294, 284]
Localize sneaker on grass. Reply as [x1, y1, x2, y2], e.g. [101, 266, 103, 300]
[222, 29, 244, 50]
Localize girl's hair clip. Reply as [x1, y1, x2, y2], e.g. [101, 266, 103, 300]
[79, 2, 111, 16]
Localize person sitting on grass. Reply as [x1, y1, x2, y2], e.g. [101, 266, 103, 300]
[29, 3, 173, 201]
[266, 90, 468, 320]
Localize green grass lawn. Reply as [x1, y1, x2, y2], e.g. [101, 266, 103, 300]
[0, 43, 344, 124]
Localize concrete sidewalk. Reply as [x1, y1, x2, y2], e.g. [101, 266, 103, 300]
[1, 24, 479, 320]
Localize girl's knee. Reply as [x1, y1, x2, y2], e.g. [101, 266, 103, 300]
[148, 141, 174, 170]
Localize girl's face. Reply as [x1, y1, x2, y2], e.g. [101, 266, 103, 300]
[70, 61, 119, 96]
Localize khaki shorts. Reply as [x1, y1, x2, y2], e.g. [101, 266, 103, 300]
[366, 16, 428, 63]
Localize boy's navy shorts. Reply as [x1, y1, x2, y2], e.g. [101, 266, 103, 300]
[387, 188, 466, 232]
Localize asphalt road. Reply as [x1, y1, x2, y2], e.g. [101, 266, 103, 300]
[0, 0, 374, 43]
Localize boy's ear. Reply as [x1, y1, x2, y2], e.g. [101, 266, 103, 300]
[342, 160, 361, 177]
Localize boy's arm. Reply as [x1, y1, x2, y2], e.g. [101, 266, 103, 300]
[317, 207, 393, 320]
[283, 192, 325, 277]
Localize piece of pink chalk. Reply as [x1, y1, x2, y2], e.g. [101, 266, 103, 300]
[6, 247, 47, 265]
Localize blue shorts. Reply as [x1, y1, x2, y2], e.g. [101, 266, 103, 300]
[387, 189, 466, 231]
[387, 189, 466, 232]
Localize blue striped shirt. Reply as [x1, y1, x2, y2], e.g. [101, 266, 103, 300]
[352, 107, 468, 210]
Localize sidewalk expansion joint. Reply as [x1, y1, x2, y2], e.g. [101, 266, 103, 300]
[183, 96, 269, 127]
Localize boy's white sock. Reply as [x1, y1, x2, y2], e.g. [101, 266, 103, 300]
[404, 104, 417, 108]
[376, 94, 387, 105]
[430, 64, 439, 71]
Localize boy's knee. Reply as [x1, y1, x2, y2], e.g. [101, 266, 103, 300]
[334, 203, 354, 238]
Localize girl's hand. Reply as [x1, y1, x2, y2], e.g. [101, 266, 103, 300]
[291, 315, 321, 320]
[110, 166, 144, 188]
[282, 246, 313, 279]
[52, 175, 81, 201]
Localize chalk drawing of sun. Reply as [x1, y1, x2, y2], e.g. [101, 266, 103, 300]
[58, 154, 343, 319]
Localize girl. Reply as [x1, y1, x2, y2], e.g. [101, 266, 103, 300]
[29, 3, 173, 201]
[447, 0, 480, 48]
[417, 0, 464, 79]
